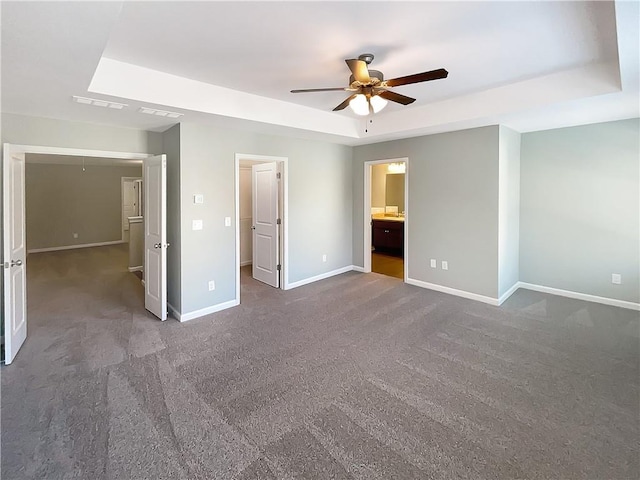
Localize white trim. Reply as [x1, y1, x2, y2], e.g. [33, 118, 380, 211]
[121, 176, 142, 241]
[498, 281, 521, 305]
[174, 299, 240, 322]
[234, 153, 289, 302]
[352, 265, 366, 273]
[406, 277, 500, 306]
[7, 144, 151, 160]
[518, 282, 640, 311]
[363, 157, 409, 279]
[128, 266, 143, 273]
[285, 265, 355, 290]
[27, 240, 125, 254]
[240, 260, 252, 267]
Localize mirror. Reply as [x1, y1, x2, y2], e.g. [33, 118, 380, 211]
[385, 173, 405, 213]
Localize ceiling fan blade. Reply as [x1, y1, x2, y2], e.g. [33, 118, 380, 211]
[345, 59, 371, 84]
[378, 90, 416, 105]
[291, 87, 348, 93]
[385, 68, 448, 87]
[333, 94, 358, 111]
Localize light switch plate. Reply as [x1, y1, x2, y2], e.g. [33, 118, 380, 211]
[430, 259, 436, 268]
[442, 260, 448, 270]
[192, 219, 203, 230]
[194, 194, 204, 204]
[224, 217, 231, 227]
[612, 273, 622, 284]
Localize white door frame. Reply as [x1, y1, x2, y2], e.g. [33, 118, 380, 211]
[2, 143, 151, 363]
[121, 176, 142, 241]
[234, 153, 289, 301]
[363, 157, 409, 281]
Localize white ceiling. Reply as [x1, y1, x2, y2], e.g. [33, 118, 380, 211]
[2, 1, 638, 146]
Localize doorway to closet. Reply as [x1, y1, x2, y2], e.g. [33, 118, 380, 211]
[235, 154, 289, 302]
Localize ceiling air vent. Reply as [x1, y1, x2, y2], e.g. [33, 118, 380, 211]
[72, 96, 127, 109]
[138, 107, 183, 119]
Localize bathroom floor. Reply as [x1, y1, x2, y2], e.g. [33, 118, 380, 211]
[371, 250, 404, 279]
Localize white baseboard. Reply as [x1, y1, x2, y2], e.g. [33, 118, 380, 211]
[240, 260, 252, 267]
[171, 298, 240, 322]
[128, 266, 143, 272]
[285, 265, 355, 290]
[28, 240, 125, 254]
[352, 265, 366, 273]
[406, 277, 500, 306]
[498, 282, 521, 306]
[518, 282, 640, 311]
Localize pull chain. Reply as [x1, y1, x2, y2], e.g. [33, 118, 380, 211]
[365, 117, 373, 133]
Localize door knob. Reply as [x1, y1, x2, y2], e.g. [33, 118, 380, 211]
[165, 242, 171, 248]
[251, 226, 256, 230]
[11, 259, 23, 267]
[154, 243, 161, 248]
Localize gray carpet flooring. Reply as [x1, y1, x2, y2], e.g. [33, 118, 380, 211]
[1, 244, 638, 479]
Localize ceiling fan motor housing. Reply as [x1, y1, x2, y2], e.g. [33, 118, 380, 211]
[349, 70, 384, 85]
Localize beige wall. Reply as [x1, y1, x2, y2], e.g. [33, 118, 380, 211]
[371, 164, 387, 208]
[26, 161, 143, 250]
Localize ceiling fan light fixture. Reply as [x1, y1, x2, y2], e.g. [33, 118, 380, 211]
[349, 94, 369, 116]
[369, 95, 388, 113]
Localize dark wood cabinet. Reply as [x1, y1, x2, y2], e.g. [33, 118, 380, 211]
[372, 219, 404, 252]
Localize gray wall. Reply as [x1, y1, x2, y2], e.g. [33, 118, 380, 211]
[354, 126, 500, 298]
[162, 124, 182, 312]
[498, 126, 521, 297]
[1, 113, 162, 154]
[520, 118, 640, 303]
[25, 162, 142, 250]
[1, 113, 164, 327]
[177, 122, 353, 315]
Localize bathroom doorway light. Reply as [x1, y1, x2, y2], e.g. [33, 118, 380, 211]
[387, 162, 405, 174]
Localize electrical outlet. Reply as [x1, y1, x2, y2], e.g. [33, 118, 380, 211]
[612, 273, 622, 285]
[193, 194, 204, 204]
[208, 280, 215, 291]
[73, 233, 78, 239]
[224, 216, 231, 227]
[430, 259, 437, 268]
[192, 219, 203, 230]
[442, 260, 448, 270]
[322, 254, 327, 263]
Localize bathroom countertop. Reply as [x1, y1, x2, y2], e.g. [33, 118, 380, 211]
[372, 214, 405, 222]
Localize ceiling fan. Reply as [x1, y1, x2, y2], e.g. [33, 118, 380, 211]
[291, 53, 448, 115]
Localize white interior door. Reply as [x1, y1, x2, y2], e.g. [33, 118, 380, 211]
[3, 145, 27, 364]
[143, 155, 167, 320]
[252, 162, 279, 287]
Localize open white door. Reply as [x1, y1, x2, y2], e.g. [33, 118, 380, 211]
[252, 162, 279, 287]
[2, 145, 27, 364]
[143, 154, 167, 320]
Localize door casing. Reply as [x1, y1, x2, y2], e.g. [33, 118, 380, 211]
[363, 157, 409, 281]
[1, 144, 151, 364]
[234, 153, 289, 301]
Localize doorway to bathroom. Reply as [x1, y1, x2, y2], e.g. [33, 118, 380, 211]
[363, 158, 408, 280]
